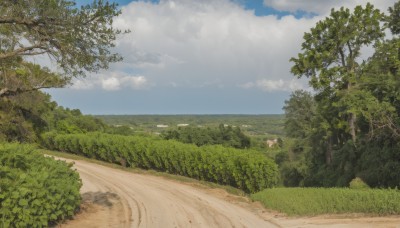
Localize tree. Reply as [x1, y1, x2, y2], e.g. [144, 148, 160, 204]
[285, 2, 400, 187]
[291, 3, 385, 143]
[0, 0, 126, 142]
[283, 90, 315, 139]
[0, 0, 126, 97]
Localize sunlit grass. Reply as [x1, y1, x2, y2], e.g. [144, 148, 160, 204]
[251, 187, 400, 216]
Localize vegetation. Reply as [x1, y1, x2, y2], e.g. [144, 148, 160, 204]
[1, 0, 400, 222]
[349, 177, 370, 190]
[95, 114, 285, 136]
[161, 124, 251, 148]
[0, 0, 126, 142]
[251, 188, 400, 216]
[41, 132, 279, 193]
[279, 2, 400, 188]
[0, 0, 124, 225]
[0, 144, 81, 227]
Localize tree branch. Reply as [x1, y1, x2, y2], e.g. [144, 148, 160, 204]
[0, 85, 63, 98]
[0, 43, 45, 60]
[338, 47, 346, 68]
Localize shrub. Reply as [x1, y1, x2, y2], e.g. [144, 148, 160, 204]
[42, 132, 279, 193]
[349, 177, 370, 189]
[0, 143, 82, 227]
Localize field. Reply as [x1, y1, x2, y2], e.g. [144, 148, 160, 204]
[251, 187, 400, 216]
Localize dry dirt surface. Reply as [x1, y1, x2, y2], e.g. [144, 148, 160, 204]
[56, 158, 400, 228]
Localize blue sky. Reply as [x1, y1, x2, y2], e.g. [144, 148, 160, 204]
[47, 0, 394, 115]
[75, 0, 312, 18]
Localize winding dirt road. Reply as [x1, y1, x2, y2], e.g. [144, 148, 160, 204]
[58, 158, 277, 228]
[57, 158, 400, 228]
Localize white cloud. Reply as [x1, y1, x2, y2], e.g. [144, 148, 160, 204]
[102, 77, 121, 91]
[71, 0, 394, 94]
[241, 79, 305, 92]
[121, 76, 148, 89]
[110, 0, 320, 92]
[263, 0, 395, 15]
[70, 73, 148, 91]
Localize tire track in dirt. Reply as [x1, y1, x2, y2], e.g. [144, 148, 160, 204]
[58, 158, 277, 228]
[57, 157, 400, 228]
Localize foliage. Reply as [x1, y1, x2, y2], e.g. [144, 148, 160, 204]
[161, 124, 251, 149]
[349, 177, 370, 189]
[283, 90, 316, 139]
[44, 106, 106, 134]
[0, 0, 125, 78]
[95, 114, 285, 136]
[41, 132, 279, 193]
[283, 2, 400, 187]
[0, 91, 56, 143]
[0, 0, 123, 142]
[251, 187, 400, 216]
[0, 143, 81, 227]
[0, 91, 106, 142]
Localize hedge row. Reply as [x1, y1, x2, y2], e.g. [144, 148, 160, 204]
[0, 143, 81, 227]
[42, 132, 279, 193]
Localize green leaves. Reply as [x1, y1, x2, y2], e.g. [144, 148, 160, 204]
[42, 132, 279, 193]
[0, 143, 81, 227]
[0, 0, 125, 77]
[286, 2, 400, 187]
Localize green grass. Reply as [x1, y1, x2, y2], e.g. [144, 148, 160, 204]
[251, 187, 400, 216]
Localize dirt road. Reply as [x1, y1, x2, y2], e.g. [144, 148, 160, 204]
[58, 158, 278, 228]
[58, 158, 400, 228]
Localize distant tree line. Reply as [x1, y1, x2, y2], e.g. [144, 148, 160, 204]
[161, 124, 251, 149]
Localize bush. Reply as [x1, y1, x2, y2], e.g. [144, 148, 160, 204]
[349, 177, 370, 189]
[42, 132, 279, 193]
[0, 143, 82, 227]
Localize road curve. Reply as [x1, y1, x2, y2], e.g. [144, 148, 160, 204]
[59, 158, 278, 228]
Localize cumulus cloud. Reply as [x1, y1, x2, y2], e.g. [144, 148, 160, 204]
[121, 76, 148, 89]
[70, 73, 148, 91]
[263, 0, 394, 15]
[111, 0, 320, 92]
[240, 78, 305, 92]
[72, 0, 394, 93]
[102, 77, 121, 91]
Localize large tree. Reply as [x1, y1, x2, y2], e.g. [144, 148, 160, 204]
[285, 2, 400, 187]
[0, 0, 126, 97]
[290, 3, 385, 163]
[0, 0, 126, 142]
[291, 3, 384, 142]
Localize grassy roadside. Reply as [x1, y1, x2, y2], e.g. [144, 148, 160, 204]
[41, 150, 400, 218]
[40, 149, 247, 197]
[251, 187, 400, 216]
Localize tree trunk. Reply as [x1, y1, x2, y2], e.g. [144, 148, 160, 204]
[326, 137, 332, 165]
[347, 80, 357, 143]
[349, 113, 357, 142]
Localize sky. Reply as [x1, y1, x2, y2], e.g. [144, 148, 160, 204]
[45, 0, 396, 114]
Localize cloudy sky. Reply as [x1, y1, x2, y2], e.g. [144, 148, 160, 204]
[46, 0, 395, 114]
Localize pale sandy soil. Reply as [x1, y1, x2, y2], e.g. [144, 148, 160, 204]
[55, 158, 400, 228]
